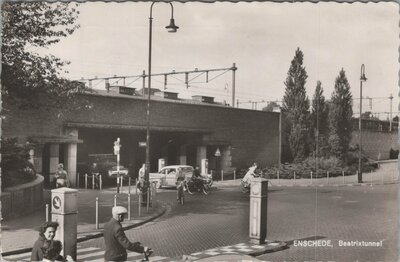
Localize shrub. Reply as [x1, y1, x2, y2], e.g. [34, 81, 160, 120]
[262, 154, 377, 180]
[1, 138, 36, 188]
[389, 148, 399, 159]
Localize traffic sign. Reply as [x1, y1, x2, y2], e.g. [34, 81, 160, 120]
[215, 147, 221, 157]
[138, 142, 147, 147]
[52, 196, 61, 210]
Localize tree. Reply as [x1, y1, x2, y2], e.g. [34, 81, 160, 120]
[282, 48, 310, 162]
[310, 81, 329, 157]
[1, 2, 84, 109]
[328, 69, 353, 159]
[262, 101, 280, 112]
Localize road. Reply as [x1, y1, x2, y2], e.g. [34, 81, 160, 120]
[79, 183, 397, 261]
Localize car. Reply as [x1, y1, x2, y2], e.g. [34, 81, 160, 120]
[149, 165, 194, 189]
[108, 165, 130, 180]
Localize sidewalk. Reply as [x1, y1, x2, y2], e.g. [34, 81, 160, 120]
[1, 186, 166, 255]
[214, 160, 398, 187]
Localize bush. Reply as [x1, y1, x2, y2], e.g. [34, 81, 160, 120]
[1, 138, 36, 188]
[262, 154, 377, 180]
[389, 148, 399, 159]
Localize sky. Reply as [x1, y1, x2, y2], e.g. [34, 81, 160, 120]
[43, 1, 398, 118]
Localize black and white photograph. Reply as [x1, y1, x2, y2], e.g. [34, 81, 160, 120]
[0, 1, 398, 261]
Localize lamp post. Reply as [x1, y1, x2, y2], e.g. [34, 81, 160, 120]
[358, 64, 367, 183]
[272, 106, 282, 168]
[145, 2, 179, 196]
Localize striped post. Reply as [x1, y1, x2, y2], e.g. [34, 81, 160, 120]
[46, 204, 49, 222]
[277, 170, 280, 185]
[127, 194, 131, 220]
[128, 177, 131, 195]
[342, 170, 345, 184]
[146, 189, 150, 212]
[95, 197, 99, 229]
[138, 193, 142, 217]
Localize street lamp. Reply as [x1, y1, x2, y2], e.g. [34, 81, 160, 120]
[145, 2, 179, 194]
[358, 64, 367, 183]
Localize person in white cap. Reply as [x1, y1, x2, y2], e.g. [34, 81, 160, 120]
[103, 206, 151, 262]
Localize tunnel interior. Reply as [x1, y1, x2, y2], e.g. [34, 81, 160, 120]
[77, 128, 203, 177]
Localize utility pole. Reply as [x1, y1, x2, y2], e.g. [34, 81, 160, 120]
[232, 63, 237, 108]
[389, 94, 393, 131]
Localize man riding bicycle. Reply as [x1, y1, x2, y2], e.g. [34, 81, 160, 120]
[241, 162, 258, 188]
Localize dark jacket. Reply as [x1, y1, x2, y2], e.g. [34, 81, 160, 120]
[103, 218, 145, 261]
[31, 235, 46, 261]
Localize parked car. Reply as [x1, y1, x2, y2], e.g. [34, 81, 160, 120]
[108, 165, 130, 180]
[149, 165, 194, 189]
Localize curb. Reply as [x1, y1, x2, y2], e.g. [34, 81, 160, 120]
[216, 180, 399, 188]
[1, 204, 167, 257]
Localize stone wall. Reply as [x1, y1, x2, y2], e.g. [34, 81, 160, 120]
[351, 130, 398, 160]
[1, 175, 44, 220]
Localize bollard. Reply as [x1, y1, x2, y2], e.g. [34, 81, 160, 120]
[294, 171, 296, 185]
[114, 195, 117, 207]
[249, 178, 268, 244]
[95, 197, 99, 229]
[51, 188, 78, 260]
[327, 171, 330, 184]
[342, 170, 345, 184]
[221, 170, 224, 181]
[127, 194, 131, 220]
[277, 170, 280, 185]
[234, 170, 236, 181]
[146, 189, 150, 212]
[138, 193, 141, 217]
[310, 171, 313, 185]
[135, 179, 138, 195]
[128, 177, 131, 195]
[92, 175, 95, 190]
[85, 174, 88, 189]
[46, 204, 49, 222]
[100, 175, 103, 191]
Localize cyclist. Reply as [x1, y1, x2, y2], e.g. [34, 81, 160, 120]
[191, 166, 203, 191]
[242, 162, 258, 188]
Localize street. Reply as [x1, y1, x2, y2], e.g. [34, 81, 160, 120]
[78, 183, 397, 261]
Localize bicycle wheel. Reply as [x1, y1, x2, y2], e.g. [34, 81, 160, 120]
[202, 184, 210, 195]
[187, 184, 194, 195]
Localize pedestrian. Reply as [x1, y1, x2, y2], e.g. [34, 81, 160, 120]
[31, 221, 59, 261]
[41, 240, 73, 262]
[103, 206, 152, 262]
[89, 162, 100, 189]
[55, 163, 69, 188]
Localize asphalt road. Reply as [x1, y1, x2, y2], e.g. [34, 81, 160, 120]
[80, 183, 397, 261]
